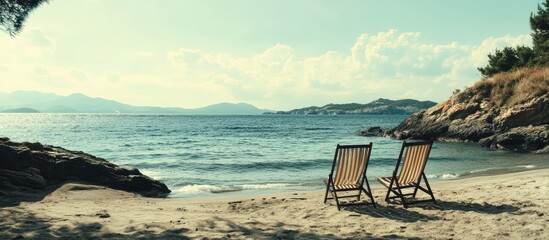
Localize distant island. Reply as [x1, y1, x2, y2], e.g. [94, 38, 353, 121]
[0, 91, 273, 115]
[270, 98, 437, 115]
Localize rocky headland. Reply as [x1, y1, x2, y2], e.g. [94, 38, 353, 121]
[272, 98, 436, 115]
[386, 67, 549, 153]
[0, 137, 171, 197]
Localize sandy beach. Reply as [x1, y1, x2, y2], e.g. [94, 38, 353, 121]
[1, 169, 548, 239]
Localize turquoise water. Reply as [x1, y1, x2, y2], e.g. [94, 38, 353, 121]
[1, 114, 547, 197]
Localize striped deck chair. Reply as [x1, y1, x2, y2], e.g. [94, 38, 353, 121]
[378, 141, 436, 208]
[323, 143, 376, 210]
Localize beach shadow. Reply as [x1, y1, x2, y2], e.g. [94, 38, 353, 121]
[0, 209, 192, 239]
[0, 208, 419, 239]
[344, 204, 441, 223]
[413, 200, 521, 214]
[198, 216, 418, 239]
[55, 223, 191, 239]
[0, 183, 61, 208]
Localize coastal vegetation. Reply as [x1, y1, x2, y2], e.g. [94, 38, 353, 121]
[472, 67, 549, 107]
[478, 0, 549, 77]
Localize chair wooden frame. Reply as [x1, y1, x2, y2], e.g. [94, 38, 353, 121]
[323, 143, 376, 210]
[378, 140, 436, 208]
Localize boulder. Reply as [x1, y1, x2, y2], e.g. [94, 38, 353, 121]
[0, 167, 46, 190]
[0, 137, 171, 197]
[480, 125, 549, 152]
[361, 126, 384, 137]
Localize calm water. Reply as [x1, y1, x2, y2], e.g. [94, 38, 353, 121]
[1, 114, 547, 197]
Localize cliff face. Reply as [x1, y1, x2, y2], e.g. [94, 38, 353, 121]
[386, 68, 549, 153]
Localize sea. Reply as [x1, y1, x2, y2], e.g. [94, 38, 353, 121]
[1, 114, 547, 198]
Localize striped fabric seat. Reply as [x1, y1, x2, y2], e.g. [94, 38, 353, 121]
[324, 143, 376, 210]
[377, 141, 437, 208]
[377, 177, 415, 188]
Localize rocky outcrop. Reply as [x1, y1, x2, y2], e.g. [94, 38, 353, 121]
[360, 126, 385, 137]
[0, 137, 171, 196]
[386, 68, 549, 153]
[273, 98, 436, 115]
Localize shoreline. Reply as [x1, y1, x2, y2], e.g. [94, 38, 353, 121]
[167, 164, 549, 199]
[1, 168, 548, 239]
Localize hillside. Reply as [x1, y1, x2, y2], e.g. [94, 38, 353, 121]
[0, 91, 271, 115]
[273, 98, 436, 115]
[387, 67, 549, 153]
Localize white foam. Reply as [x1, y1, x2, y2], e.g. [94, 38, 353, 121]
[440, 173, 460, 179]
[173, 184, 242, 194]
[427, 173, 460, 179]
[520, 165, 536, 169]
[241, 183, 293, 190]
[469, 167, 496, 174]
[173, 183, 297, 194]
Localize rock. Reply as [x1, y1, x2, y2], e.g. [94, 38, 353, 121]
[0, 139, 171, 197]
[0, 167, 47, 190]
[361, 126, 384, 137]
[96, 210, 110, 218]
[488, 125, 549, 152]
[385, 111, 449, 140]
[496, 95, 549, 130]
[387, 68, 549, 153]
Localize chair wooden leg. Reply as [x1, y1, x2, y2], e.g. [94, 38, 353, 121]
[422, 173, 436, 204]
[333, 191, 341, 211]
[412, 177, 422, 198]
[324, 185, 330, 203]
[364, 178, 376, 207]
[394, 182, 408, 208]
[384, 178, 394, 202]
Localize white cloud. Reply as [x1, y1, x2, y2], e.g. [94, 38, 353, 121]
[166, 30, 531, 109]
[0, 29, 533, 110]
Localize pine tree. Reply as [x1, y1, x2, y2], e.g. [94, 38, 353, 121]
[0, 0, 49, 36]
[478, 1, 549, 77]
[530, 0, 549, 65]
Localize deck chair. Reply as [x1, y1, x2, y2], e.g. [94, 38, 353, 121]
[378, 141, 436, 208]
[324, 143, 376, 210]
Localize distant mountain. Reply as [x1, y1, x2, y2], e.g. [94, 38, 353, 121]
[0, 91, 60, 107]
[273, 98, 437, 115]
[190, 102, 271, 115]
[0, 91, 272, 115]
[0, 108, 40, 113]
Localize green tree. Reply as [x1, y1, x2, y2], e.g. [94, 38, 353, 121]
[515, 45, 536, 66]
[478, 47, 520, 78]
[530, 0, 549, 65]
[478, 0, 549, 78]
[0, 0, 48, 36]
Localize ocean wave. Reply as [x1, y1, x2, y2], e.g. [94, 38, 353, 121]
[173, 184, 243, 194]
[427, 173, 460, 179]
[173, 183, 297, 194]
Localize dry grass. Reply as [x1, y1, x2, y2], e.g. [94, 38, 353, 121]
[471, 67, 549, 107]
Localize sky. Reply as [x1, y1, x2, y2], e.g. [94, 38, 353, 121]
[0, 0, 542, 110]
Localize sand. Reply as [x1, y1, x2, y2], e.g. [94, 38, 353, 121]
[1, 169, 548, 239]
